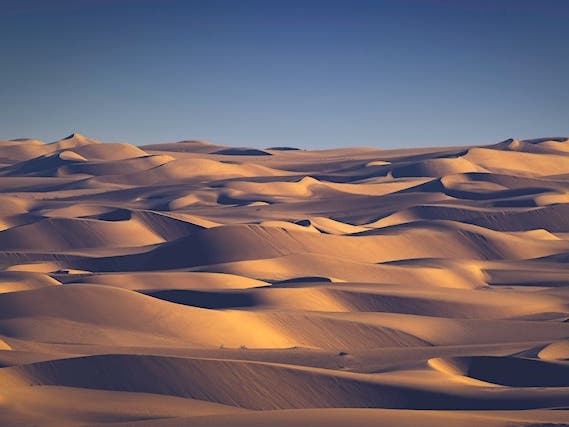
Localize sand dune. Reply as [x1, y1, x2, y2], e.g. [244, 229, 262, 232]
[0, 134, 568, 426]
[104, 409, 569, 427]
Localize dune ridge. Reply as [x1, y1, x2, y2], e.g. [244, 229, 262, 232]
[0, 135, 568, 426]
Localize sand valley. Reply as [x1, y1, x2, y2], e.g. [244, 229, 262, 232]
[0, 133, 568, 426]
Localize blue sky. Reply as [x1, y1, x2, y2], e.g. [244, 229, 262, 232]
[1, 0, 568, 148]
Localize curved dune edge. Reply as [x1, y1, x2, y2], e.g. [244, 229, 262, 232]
[0, 134, 568, 425]
[427, 355, 569, 387]
[101, 408, 569, 427]
[538, 340, 569, 360]
[2, 353, 569, 410]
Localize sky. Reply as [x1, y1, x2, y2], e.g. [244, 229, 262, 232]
[1, 0, 568, 149]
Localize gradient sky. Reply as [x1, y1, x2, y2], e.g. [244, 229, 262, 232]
[1, 0, 568, 149]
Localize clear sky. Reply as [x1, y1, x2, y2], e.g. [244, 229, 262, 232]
[1, 0, 568, 149]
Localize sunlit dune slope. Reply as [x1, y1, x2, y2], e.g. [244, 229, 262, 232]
[0, 135, 568, 426]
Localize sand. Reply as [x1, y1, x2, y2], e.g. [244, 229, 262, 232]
[0, 133, 568, 426]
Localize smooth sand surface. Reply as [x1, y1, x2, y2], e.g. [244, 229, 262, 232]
[0, 134, 568, 426]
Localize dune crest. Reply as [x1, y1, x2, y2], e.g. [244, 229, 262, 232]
[0, 135, 568, 426]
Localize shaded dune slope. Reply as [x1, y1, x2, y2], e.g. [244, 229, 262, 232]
[0, 135, 568, 426]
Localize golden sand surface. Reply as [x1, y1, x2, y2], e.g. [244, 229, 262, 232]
[0, 134, 568, 426]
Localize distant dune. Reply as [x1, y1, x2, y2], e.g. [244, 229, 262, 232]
[0, 134, 568, 426]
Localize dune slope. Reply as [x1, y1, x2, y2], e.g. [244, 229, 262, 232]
[0, 135, 568, 426]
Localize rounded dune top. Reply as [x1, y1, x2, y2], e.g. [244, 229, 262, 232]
[72, 142, 149, 161]
[45, 133, 148, 160]
[61, 132, 93, 141]
[50, 132, 102, 147]
[2, 138, 44, 146]
[1, 133, 569, 423]
[489, 136, 569, 155]
[176, 139, 217, 145]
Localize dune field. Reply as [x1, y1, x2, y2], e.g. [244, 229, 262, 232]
[0, 133, 568, 426]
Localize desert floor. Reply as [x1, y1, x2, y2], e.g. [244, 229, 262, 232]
[0, 134, 568, 426]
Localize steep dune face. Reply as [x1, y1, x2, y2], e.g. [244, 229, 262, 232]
[0, 135, 568, 426]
